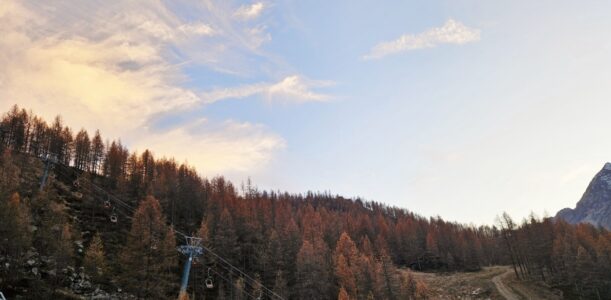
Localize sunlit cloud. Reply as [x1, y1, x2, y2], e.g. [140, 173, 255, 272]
[0, 0, 325, 176]
[201, 75, 334, 104]
[363, 19, 480, 60]
[234, 2, 265, 20]
[133, 119, 286, 175]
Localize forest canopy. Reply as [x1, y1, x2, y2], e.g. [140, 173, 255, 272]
[0, 105, 609, 299]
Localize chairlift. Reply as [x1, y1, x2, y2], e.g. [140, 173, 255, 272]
[151, 238, 158, 250]
[205, 268, 214, 289]
[205, 278, 214, 289]
[110, 213, 118, 223]
[104, 200, 111, 208]
[74, 192, 83, 199]
[73, 180, 80, 188]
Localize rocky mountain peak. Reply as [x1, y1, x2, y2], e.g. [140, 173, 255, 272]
[555, 163, 611, 229]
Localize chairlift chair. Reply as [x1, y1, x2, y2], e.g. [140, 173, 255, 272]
[205, 268, 214, 289]
[151, 238, 158, 250]
[73, 180, 80, 188]
[110, 213, 118, 223]
[205, 277, 214, 289]
[104, 200, 111, 208]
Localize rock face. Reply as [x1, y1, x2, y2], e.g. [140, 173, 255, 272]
[556, 163, 611, 229]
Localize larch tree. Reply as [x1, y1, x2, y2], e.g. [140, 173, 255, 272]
[83, 232, 107, 281]
[214, 208, 239, 266]
[57, 224, 75, 271]
[296, 239, 332, 299]
[338, 286, 350, 300]
[334, 232, 359, 298]
[120, 196, 175, 298]
[425, 230, 439, 254]
[0, 193, 31, 264]
[335, 254, 357, 299]
[374, 250, 400, 300]
[89, 130, 104, 174]
[272, 270, 288, 299]
[73, 129, 90, 171]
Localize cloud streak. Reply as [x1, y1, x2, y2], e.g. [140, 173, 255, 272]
[363, 19, 480, 59]
[201, 75, 334, 104]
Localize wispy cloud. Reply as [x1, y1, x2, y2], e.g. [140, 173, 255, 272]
[201, 75, 334, 104]
[363, 19, 480, 60]
[234, 2, 265, 20]
[0, 0, 326, 176]
[178, 23, 216, 36]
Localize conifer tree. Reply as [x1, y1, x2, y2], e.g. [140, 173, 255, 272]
[272, 270, 288, 299]
[235, 277, 246, 300]
[374, 251, 399, 300]
[56, 224, 75, 271]
[83, 232, 107, 281]
[214, 208, 239, 265]
[10, 193, 31, 250]
[120, 196, 175, 298]
[0, 193, 31, 265]
[334, 232, 359, 297]
[90, 130, 104, 174]
[335, 254, 357, 298]
[296, 240, 331, 299]
[338, 286, 350, 300]
[425, 230, 438, 254]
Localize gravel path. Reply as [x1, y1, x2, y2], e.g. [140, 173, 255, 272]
[492, 270, 521, 300]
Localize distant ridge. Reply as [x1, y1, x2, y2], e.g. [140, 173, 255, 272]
[556, 163, 611, 229]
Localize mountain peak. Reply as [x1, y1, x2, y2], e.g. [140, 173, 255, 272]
[555, 162, 611, 229]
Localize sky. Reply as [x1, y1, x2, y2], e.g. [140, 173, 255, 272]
[2, 0, 611, 225]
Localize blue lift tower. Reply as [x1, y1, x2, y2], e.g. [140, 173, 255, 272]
[177, 236, 203, 300]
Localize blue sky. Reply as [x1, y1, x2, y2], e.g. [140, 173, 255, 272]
[3, 0, 611, 224]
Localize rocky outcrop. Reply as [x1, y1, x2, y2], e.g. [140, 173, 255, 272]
[555, 163, 611, 229]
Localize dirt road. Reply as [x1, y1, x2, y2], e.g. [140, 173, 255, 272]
[492, 269, 520, 300]
[409, 266, 562, 300]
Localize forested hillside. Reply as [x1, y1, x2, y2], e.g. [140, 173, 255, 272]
[0, 105, 609, 299]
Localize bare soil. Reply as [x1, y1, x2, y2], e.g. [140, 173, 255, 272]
[405, 266, 563, 300]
